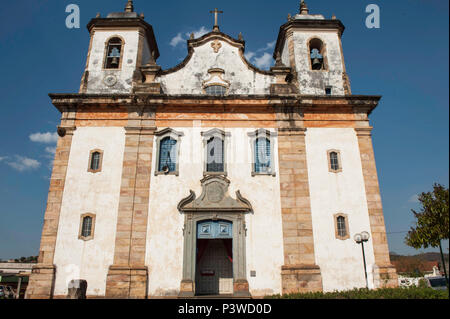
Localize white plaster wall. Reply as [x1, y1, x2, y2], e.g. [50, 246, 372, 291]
[158, 40, 276, 95]
[291, 30, 346, 95]
[86, 30, 140, 93]
[146, 127, 284, 296]
[281, 40, 290, 67]
[305, 128, 376, 292]
[53, 127, 125, 296]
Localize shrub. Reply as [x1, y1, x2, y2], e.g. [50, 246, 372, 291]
[266, 287, 448, 299]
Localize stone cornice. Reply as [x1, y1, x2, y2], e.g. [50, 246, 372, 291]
[124, 126, 157, 135]
[355, 127, 374, 136]
[48, 93, 381, 114]
[49, 93, 381, 102]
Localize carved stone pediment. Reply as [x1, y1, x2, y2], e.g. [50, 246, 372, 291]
[178, 176, 253, 213]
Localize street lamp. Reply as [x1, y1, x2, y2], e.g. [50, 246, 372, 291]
[354, 231, 370, 289]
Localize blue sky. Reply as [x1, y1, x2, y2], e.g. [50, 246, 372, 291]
[0, 0, 448, 259]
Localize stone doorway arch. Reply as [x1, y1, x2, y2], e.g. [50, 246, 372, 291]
[177, 176, 253, 297]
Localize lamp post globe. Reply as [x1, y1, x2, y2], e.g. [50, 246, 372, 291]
[361, 231, 370, 242]
[354, 233, 362, 243]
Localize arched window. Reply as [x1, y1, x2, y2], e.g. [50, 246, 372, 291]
[104, 37, 123, 69]
[255, 137, 271, 173]
[328, 150, 342, 173]
[309, 38, 326, 71]
[206, 136, 224, 172]
[334, 214, 349, 240]
[159, 137, 177, 173]
[79, 213, 96, 241]
[88, 149, 103, 173]
[205, 85, 227, 96]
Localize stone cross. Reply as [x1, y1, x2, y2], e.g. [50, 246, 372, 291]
[210, 8, 223, 31]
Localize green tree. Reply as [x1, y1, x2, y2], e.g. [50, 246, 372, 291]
[405, 183, 449, 291]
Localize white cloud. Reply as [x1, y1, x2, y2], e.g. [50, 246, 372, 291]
[29, 132, 58, 144]
[245, 41, 276, 70]
[0, 156, 7, 162]
[253, 52, 274, 69]
[170, 26, 208, 48]
[257, 41, 276, 52]
[7, 156, 41, 172]
[244, 51, 256, 61]
[186, 26, 208, 39]
[170, 33, 184, 47]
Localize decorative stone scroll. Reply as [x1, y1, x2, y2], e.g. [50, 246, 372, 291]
[178, 176, 253, 213]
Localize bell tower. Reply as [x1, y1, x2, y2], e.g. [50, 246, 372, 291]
[79, 0, 159, 94]
[274, 1, 351, 95]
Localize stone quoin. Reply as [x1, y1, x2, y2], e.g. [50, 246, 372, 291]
[25, 0, 397, 299]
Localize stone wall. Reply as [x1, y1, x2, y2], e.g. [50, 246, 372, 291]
[277, 127, 323, 294]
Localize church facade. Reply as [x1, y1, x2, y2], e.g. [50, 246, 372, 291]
[26, 1, 397, 299]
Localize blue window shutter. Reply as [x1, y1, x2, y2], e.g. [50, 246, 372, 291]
[255, 138, 270, 173]
[159, 137, 177, 172]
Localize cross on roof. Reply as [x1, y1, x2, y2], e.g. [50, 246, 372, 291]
[209, 8, 223, 32]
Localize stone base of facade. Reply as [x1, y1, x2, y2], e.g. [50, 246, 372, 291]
[233, 279, 251, 297]
[178, 279, 251, 298]
[281, 264, 323, 294]
[105, 265, 148, 299]
[373, 264, 398, 288]
[25, 264, 56, 299]
[178, 279, 195, 298]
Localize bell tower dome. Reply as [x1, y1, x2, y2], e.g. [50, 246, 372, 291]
[79, 0, 159, 93]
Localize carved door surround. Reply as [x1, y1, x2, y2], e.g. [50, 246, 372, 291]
[177, 175, 253, 297]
